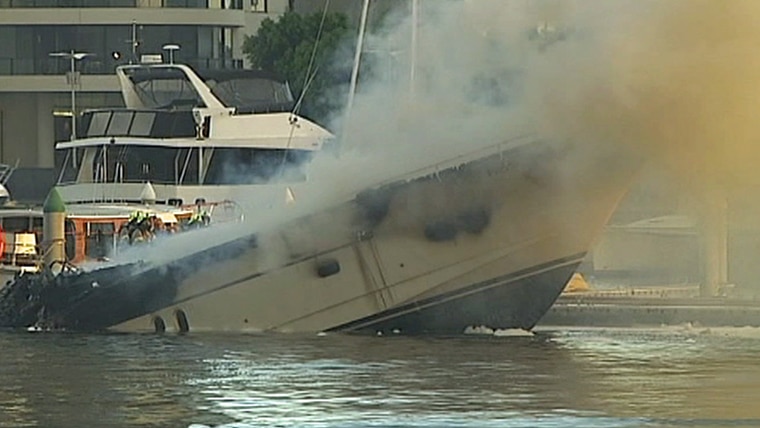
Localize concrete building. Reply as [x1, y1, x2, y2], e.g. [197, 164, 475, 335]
[0, 0, 291, 169]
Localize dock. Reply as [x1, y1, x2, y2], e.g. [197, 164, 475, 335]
[539, 285, 760, 328]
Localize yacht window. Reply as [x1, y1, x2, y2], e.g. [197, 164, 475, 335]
[65, 220, 76, 261]
[58, 148, 85, 184]
[204, 148, 312, 185]
[2, 216, 31, 233]
[107, 111, 134, 136]
[130, 112, 155, 136]
[176, 148, 199, 185]
[108, 111, 132, 136]
[32, 217, 43, 249]
[88, 111, 111, 136]
[86, 222, 115, 259]
[93, 146, 113, 183]
[89, 145, 185, 185]
[152, 111, 196, 138]
[211, 78, 294, 112]
[80, 110, 194, 139]
[121, 146, 177, 184]
[133, 77, 206, 110]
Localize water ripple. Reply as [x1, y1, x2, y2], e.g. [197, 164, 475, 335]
[2, 329, 760, 427]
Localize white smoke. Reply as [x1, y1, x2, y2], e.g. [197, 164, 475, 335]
[93, 0, 627, 270]
[97, 0, 760, 277]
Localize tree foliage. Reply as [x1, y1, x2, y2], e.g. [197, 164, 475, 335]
[242, 11, 353, 126]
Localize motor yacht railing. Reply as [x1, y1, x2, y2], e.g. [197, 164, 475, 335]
[371, 134, 538, 189]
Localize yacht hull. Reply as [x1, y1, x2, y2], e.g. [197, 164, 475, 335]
[328, 253, 583, 335]
[96, 141, 636, 334]
[11, 140, 635, 334]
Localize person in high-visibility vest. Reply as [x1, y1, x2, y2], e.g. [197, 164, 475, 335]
[187, 212, 207, 228]
[128, 210, 148, 224]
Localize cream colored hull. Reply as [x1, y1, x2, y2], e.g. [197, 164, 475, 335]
[108, 142, 636, 334]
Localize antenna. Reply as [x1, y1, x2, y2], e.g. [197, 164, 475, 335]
[130, 20, 139, 64]
[162, 44, 180, 64]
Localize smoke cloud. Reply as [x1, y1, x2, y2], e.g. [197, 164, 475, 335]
[102, 1, 760, 288]
[530, 0, 760, 190]
[315, 0, 760, 292]
[336, 0, 760, 192]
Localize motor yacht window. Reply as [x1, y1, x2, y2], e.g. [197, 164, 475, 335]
[108, 111, 133, 136]
[210, 78, 294, 112]
[86, 222, 115, 259]
[31, 217, 43, 247]
[80, 110, 194, 138]
[204, 148, 312, 185]
[93, 146, 116, 183]
[88, 112, 111, 136]
[175, 148, 199, 185]
[92, 145, 178, 184]
[130, 112, 155, 137]
[32, 217, 43, 232]
[2, 216, 31, 233]
[58, 148, 85, 184]
[152, 111, 196, 138]
[65, 220, 76, 261]
[133, 77, 206, 110]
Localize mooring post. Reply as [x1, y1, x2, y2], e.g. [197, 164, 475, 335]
[700, 188, 728, 297]
[43, 188, 67, 274]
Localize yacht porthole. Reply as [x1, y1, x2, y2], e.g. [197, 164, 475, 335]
[175, 310, 190, 333]
[152, 316, 166, 333]
[457, 208, 491, 234]
[424, 221, 458, 242]
[316, 259, 341, 278]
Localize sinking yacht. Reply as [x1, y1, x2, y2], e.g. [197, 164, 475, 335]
[0, 48, 637, 334]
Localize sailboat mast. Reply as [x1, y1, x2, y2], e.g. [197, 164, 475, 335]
[339, 0, 370, 154]
[346, 0, 370, 114]
[410, 0, 418, 95]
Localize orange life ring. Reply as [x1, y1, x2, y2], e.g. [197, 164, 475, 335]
[0, 225, 5, 256]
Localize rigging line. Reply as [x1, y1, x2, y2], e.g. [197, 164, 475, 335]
[291, 0, 331, 117]
[277, 63, 321, 178]
[279, 0, 331, 183]
[276, 62, 322, 181]
[281, 65, 319, 160]
[292, 62, 322, 114]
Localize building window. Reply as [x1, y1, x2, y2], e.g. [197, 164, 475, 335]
[250, 0, 265, 12]
[0, 24, 242, 75]
[0, 0, 244, 8]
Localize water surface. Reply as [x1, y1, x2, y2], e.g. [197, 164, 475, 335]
[2, 326, 760, 427]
